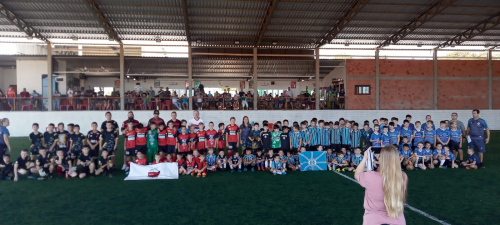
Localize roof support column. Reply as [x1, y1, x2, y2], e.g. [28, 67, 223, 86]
[488, 49, 492, 109]
[188, 46, 193, 111]
[119, 43, 125, 110]
[315, 47, 320, 110]
[47, 42, 52, 111]
[375, 49, 380, 110]
[433, 49, 438, 110]
[253, 47, 258, 111]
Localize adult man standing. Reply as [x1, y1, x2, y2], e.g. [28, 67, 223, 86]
[466, 109, 489, 168]
[187, 110, 204, 133]
[100, 111, 119, 133]
[6, 86, 15, 111]
[85, 86, 94, 110]
[168, 111, 181, 130]
[147, 110, 165, 130]
[20, 88, 30, 110]
[285, 87, 293, 109]
[0, 118, 11, 159]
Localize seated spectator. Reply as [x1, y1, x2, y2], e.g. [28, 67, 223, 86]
[172, 94, 182, 110]
[31, 90, 40, 110]
[196, 90, 203, 110]
[181, 94, 188, 110]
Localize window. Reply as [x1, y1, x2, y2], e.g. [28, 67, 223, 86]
[94, 87, 114, 96]
[355, 85, 371, 95]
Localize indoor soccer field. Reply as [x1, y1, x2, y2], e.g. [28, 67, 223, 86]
[1, 133, 498, 225]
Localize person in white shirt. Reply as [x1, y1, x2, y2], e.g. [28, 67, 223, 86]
[172, 94, 182, 110]
[67, 88, 74, 106]
[187, 110, 204, 133]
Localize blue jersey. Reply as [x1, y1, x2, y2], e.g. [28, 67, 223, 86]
[388, 129, 399, 145]
[449, 128, 462, 143]
[370, 132, 381, 147]
[335, 156, 347, 164]
[316, 127, 324, 146]
[399, 150, 412, 159]
[409, 123, 415, 131]
[351, 154, 363, 165]
[331, 128, 341, 144]
[361, 128, 373, 147]
[270, 160, 282, 170]
[381, 133, 390, 146]
[467, 118, 488, 139]
[394, 125, 401, 133]
[424, 148, 434, 157]
[323, 128, 331, 146]
[326, 153, 335, 162]
[436, 128, 450, 144]
[423, 128, 436, 144]
[433, 149, 445, 157]
[300, 129, 310, 146]
[340, 127, 352, 145]
[344, 151, 352, 162]
[444, 151, 455, 161]
[414, 148, 426, 157]
[243, 154, 255, 162]
[350, 130, 361, 148]
[308, 126, 319, 146]
[289, 131, 302, 148]
[400, 127, 413, 140]
[206, 154, 217, 166]
[287, 156, 296, 165]
[413, 128, 424, 146]
[467, 154, 480, 165]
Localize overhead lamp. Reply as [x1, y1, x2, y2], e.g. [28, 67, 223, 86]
[272, 41, 277, 45]
[27, 36, 33, 40]
[127, 75, 130, 78]
[196, 39, 202, 43]
[450, 45, 456, 47]
[133, 77, 137, 81]
[417, 44, 422, 47]
[156, 39, 161, 43]
[234, 40, 240, 44]
[345, 43, 350, 46]
[72, 37, 78, 41]
[310, 42, 315, 45]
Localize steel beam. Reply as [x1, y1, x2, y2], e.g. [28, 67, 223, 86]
[438, 11, 500, 48]
[120, 43, 125, 110]
[375, 49, 379, 110]
[0, 3, 47, 41]
[188, 46, 193, 110]
[84, 0, 121, 43]
[181, 0, 191, 46]
[488, 49, 492, 109]
[253, 47, 258, 110]
[47, 43, 53, 111]
[378, 0, 457, 47]
[315, 47, 320, 110]
[318, 0, 370, 47]
[433, 49, 438, 110]
[255, 0, 278, 47]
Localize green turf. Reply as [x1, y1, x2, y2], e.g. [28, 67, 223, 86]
[1, 133, 499, 225]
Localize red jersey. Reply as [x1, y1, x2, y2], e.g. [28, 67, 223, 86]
[189, 133, 197, 150]
[157, 129, 168, 146]
[176, 158, 185, 167]
[166, 128, 177, 146]
[151, 160, 162, 165]
[185, 159, 196, 168]
[196, 130, 207, 150]
[6, 89, 15, 98]
[134, 158, 147, 165]
[177, 134, 190, 152]
[164, 157, 175, 163]
[205, 129, 218, 148]
[135, 127, 148, 146]
[160, 156, 167, 162]
[121, 119, 139, 132]
[124, 129, 137, 149]
[197, 160, 206, 169]
[225, 124, 240, 143]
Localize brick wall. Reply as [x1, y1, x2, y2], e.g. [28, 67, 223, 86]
[380, 59, 433, 77]
[346, 59, 375, 110]
[438, 60, 487, 77]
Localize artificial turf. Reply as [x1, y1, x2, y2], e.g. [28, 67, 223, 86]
[1, 132, 499, 225]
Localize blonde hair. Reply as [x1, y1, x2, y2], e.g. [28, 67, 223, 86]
[379, 145, 407, 219]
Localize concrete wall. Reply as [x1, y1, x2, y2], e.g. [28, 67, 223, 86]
[16, 60, 47, 94]
[345, 59, 497, 110]
[2, 109, 497, 137]
[0, 68, 16, 92]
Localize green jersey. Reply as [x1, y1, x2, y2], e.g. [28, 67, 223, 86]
[147, 129, 158, 148]
[271, 131, 282, 149]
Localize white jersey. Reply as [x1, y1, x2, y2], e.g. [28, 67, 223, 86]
[187, 118, 204, 133]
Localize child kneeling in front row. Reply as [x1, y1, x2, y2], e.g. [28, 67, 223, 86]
[334, 152, 349, 172]
[460, 148, 480, 169]
[270, 155, 286, 175]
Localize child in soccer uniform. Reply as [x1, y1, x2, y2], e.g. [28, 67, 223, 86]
[400, 120, 413, 146]
[135, 123, 148, 157]
[334, 152, 348, 172]
[217, 123, 226, 153]
[350, 123, 361, 150]
[123, 121, 137, 171]
[177, 120, 188, 134]
[286, 151, 297, 171]
[242, 149, 256, 171]
[249, 123, 262, 153]
[370, 124, 381, 147]
[225, 117, 240, 155]
[413, 142, 427, 170]
[134, 152, 147, 166]
[289, 125, 302, 154]
[44, 123, 58, 154]
[188, 125, 197, 153]
[95, 149, 113, 177]
[381, 126, 390, 147]
[260, 124, 271, 153]
[100, 121, 119, 166]
[205, 148, 217, 171]
[228, 151, 242, 172]
[180, 154, 196, 175]
[13, 149, 35, 181]
[0, 154, 14, 180]
[147, 122, 159, 163]
[326, 148, 335, 171]
[255, 150, 265, 170]
[424, 120, 436, 148]
[196, 123, 207, 154]
[361, 123, 373, 150]
[432, 143, 445, 168]
[270, 155, 286, 175]
[69, 124, 86, 166]
[349, 147, 363, 172]
[157, 122, 168, 158]
[412, 121, 424, 150]
[176, 126, 191, 155]
[441, 146, 458, 169]
[322, 122, 332, 150]
[340, 147, 351, 164]
[280, 126, 291, 154]
[340, 121, 352, 150]
[87, 122, 101, 163]
[77, 146, 94, 178]
[35, 147, 53, 180]
[300, 121, 311, 151]
[165, 121, 178, 156]
[277, 150, 288, 170]
[331, 121, 341, 152]
[449, 121, 463, 162]
[29, 123, 45, 161]
[436, 121, 450, 148]
[53, 149, 76, 178]
[308, 119, 319, 150]
[216, 150, 227, 171]
[151, 153, 163, 165]
[423, 142, 434, 169]
[176, 153, 185, 174]
[461, 148, 480, 169]
[56, 123, 70, 156]
[399, 144, 415, 170]
[164, 153, 174, 163]
[271, 125, 282, 152]
[388, 122, 400, 146]
[205, 122, 218, 152]
[194, 154, 207, 177]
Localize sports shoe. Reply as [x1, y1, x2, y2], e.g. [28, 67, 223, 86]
[466, 166, 471, 170]
[342, 168, 346, 172]
[72, 166, 77, 171]
[251, 167, 254, 171]
[440, 165, 447, 169]
[125, 171, 129, 175]
[38, 177, 46, 181]
[329, 168, 333, 171]
[197, 173, 201, 178]
[231, 169, 235, 173]
[5, 176, 12, 180]
[257, 167, 261, 171]
[353, 169, 356, 172]
[125, 167, 130, 172]
[243, 168, 247, 172]
[121, 164, 127, 170]
[28, 175, 36, 180]
[109, 174, 113, 178]
[273, 171, 277, 175]
[238, 169, 242, 172]
[336, 168, 341, 172]
[212, 168, 216, 171]
[282, 171, 286, 175]
[202, 173, 206, 177]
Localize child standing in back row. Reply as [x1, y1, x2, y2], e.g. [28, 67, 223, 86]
[271, 125, 282, 152]
[147, 122, 158, 163]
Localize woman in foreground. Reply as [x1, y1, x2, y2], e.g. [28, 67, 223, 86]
[355, 146, 408, 225]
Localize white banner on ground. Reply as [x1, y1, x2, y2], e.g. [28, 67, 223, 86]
[124, 162, 179, 181]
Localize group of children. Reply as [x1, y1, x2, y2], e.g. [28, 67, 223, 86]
[0, 113, 484, 181]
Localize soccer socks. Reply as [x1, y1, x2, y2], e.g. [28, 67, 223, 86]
[440, 160, 445, 166]
[238, 163, 241, 169]
[56, 166, 63, 175]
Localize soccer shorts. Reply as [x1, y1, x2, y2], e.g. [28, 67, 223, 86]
[449, 140, 461, 151]
[227, 142, 238, 152]
[469, 138, 486, 153]
[158, 145, 168, 153]
[80, 166, 90, 174]
[30, 145, 40, 156]
[70, 149, 81, 159]
[103, 147, 115, 157]
[341, 144, 351, 151]
[218, 140, 225, 149]
[125, 148, 137, 157]
[89, 147, 99, 158]
[136, 145, 147, 154]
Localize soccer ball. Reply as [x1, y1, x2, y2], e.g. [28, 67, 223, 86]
[406, 165, 415, 171]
